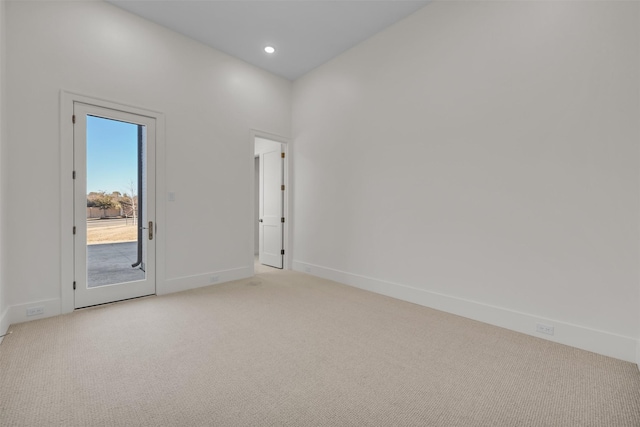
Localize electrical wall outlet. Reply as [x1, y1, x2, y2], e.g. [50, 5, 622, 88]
[210, 276, 219, 283]
[304, 266, 311, 273]
[536, 323, 554, 335]
[26, 306, 44, 316]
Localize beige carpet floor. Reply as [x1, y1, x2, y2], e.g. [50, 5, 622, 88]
[1, 269, 639, 426]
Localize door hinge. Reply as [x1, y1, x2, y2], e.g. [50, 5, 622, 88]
[281, 249, 285, 255]
[73, 281, 76, 290]
[281, 217, 285, 223]
[72, 115, 76, 124]
[73, 226, 76, 235]
[72, 170, 76, 179]
[281, 185, 285, 191]
[281, 152, 285, 159]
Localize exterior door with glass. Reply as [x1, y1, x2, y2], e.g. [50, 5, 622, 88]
[73, 102, 156, 308]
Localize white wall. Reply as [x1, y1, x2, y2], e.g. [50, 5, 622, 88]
[5, 1, 291, 321]
[0, 0, 8, 340]
[292, 1, 640, 362]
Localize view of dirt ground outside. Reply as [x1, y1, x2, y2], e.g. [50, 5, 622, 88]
[87, 219, 137, 244]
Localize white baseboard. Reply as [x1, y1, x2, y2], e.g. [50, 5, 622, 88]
[158, 266, 253, 295]
[7, 298, 62, 326]
[637, 341, 640, 371]
[0, 305, 9, 345]
[293, 260, 637, 363]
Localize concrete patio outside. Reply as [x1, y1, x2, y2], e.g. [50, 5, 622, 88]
[87, 242, 145, 287]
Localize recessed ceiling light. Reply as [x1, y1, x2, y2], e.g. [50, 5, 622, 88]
[264, 46, 276, 54]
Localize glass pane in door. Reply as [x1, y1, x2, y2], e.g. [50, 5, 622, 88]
[86, 115, 145, 287]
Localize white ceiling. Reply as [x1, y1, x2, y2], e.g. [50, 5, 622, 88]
[106, 1, 431, 81]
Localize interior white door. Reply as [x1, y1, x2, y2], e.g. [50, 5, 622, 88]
[259, 146, 284, 268]
[73, 102, 156, 308]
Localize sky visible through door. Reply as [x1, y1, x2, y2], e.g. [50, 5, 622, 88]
[86, 116, 138, 193]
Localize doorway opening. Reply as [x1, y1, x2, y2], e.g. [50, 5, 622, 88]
[254, 136, 286, 270]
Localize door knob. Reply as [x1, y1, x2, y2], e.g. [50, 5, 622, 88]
[259, 219, 263, 222]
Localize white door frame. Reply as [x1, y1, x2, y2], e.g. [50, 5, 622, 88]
[60, 91, 166, 314]
[250, 130, 291, 272]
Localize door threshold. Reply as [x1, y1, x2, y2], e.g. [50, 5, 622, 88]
[75, 293, 156, 311]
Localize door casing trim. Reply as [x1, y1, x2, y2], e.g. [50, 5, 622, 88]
[60, 90, 166, 314]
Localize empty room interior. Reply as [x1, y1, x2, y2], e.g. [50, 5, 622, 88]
[1, 0, 639, 425]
